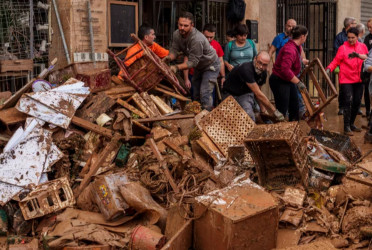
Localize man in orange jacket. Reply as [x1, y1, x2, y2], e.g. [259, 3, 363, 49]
[118, 25, 169, 79]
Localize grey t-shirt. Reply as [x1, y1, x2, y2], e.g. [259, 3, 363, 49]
[170, 28, 218, 71]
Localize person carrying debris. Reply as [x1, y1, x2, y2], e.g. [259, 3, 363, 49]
[117, 24, 169, 79]
[326, 27, 368, 136]
[221, 51, 285, 122]
[163, 12, 220, 111]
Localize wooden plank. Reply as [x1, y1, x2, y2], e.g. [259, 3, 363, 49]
[76, 134, 121, 196]
[111, 75, 127, 85]
[75, 92, 116, 123]
[0, 107, 27, 125]
[150, 95, 173, 114]
[140, 92, 162, 116]
[0, 59, 33, 73]
[107, 92, 135, 99]
[116, 98, 147, 118]
[71, 116, 114, 138]
[163, 139, 190, 159]
[132, 120, 151, 132]
[309, 71, 327, 103]
[196, 132, 223, 164]
[154, 87, 190, 102]
[132, 92, 153, 117]
[135, 114, 195, 123]
[346, 174, 372, 187]
[104, 86, 135, 95]
[148, 138, 179, 193]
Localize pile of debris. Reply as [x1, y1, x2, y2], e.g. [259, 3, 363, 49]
[0, 55, 372, 249]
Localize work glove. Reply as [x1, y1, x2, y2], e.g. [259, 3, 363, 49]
[348, 52, 360, 59]
[162, 56, 171, 63]
[170, 65, 178, 74]
[274, 109, 285, 122]
[297, 81, 306, 91]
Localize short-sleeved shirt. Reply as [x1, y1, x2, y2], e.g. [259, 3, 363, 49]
[210, 40, 224, 57]
[271, 32, 290, 58]
[222, 62, 267, 96]
[223, 39, 257, 66]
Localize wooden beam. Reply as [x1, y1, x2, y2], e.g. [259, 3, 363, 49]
[71, 116, 114, 138]
[150, 94, 173, 114]
[104, 86, 135, 95]
[0, 107, 27, 125]
[154, 87, 190, 102]
[76, 134, 121, 196]
[135, 114, 195, 123]
[148, 138, 179, 193]
[116, 98, 147, 118]
[132, 120, 151, 132]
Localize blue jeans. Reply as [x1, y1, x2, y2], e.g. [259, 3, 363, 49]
[192, 59, 220, 111]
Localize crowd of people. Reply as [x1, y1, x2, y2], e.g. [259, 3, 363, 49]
[119, 11, 372, 140]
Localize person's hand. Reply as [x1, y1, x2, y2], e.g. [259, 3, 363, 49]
[170, 65, 178, 74]
[297, 81, 306, 91]
[162, 56, 171, 63]
[221, 76, 225, 88]
[302, 58, 309, 65]
[184, 78, 191, 89]
[348, 52, 359, 59]
[226, 64, 234, 72]
[325, 68, 331, 77]
[274, 109, 285, 122]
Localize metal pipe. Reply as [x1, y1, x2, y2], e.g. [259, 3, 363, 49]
[87, 0, 95, 66]
[30, 0, 34, 61]
[51, 0, 71, 64]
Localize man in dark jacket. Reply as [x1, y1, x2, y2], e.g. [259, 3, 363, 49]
[334, 17, 357, 115]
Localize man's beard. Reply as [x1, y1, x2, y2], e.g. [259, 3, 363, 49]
[255, 67, 263, 74]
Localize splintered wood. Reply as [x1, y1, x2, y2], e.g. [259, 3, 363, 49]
[199, 96, 255, 161]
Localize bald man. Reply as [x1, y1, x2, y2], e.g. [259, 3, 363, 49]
[222, 51, 285, 122]
[269, 19, 297, 59]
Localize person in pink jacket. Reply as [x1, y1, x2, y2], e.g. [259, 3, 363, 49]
[326, 27, 368, 135]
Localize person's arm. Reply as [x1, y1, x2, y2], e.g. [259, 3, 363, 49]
[248, 82, 276, 114]
[219, 57, 226, 86]
[268, 45, 277, 60]
[365, 50, 372, 73]
[327, 45, 344, 72]
[301, 48, 309, 65]
[223, 41, 234, 72]
[183, 56, 191, 89]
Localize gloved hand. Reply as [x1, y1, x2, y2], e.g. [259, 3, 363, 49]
[348, 52, 360, 59]
[170, 65, 178, 74]
[297, 81, 306, 91]
[325, 68, 331, 77]
[162, 56, 171, 63]
[274, 109, 285, 122]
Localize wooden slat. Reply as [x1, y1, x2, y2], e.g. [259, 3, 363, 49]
[135, 114, 195, 123]
[116, 98, 147, 118]
[71, 116, 114, 138]
[132, 93, 153, 117]
[0, 108, 27, 125]
[140, 92, 162, 116]
[154, 87, 190, 102]
[150, 95, 173, 114]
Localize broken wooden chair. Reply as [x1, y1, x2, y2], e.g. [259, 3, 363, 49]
[299, 58, 338, 128]
[107, 34, 186, 95]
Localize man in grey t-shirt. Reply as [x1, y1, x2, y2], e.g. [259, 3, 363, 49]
[163, 12, 220, 111]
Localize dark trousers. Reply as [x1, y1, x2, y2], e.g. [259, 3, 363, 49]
[364, 77, 371, 115]
[340, 83, 363, 129]
[269, 74, 299, 121]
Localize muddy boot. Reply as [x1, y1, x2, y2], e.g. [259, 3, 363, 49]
[344, 126, 353, 136]
[364, 132, 372, 143]
[350, 124, 362, 132]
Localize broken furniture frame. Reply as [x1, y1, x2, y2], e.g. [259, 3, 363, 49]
[299, 58, 338, 121]
[107, 34, 186, 94]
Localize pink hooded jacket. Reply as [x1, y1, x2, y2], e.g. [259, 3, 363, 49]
[327, 40, 368, 84]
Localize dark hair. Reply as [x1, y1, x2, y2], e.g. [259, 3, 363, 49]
[203, 23, 216, 33]
[291, 25, 308, 39]
[347, 27, 359, 37]
[138, 24, 153, 40]
[234, 24, 249, 36]
[179, 12, 194, 24]
[226, 29, 235, 37]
